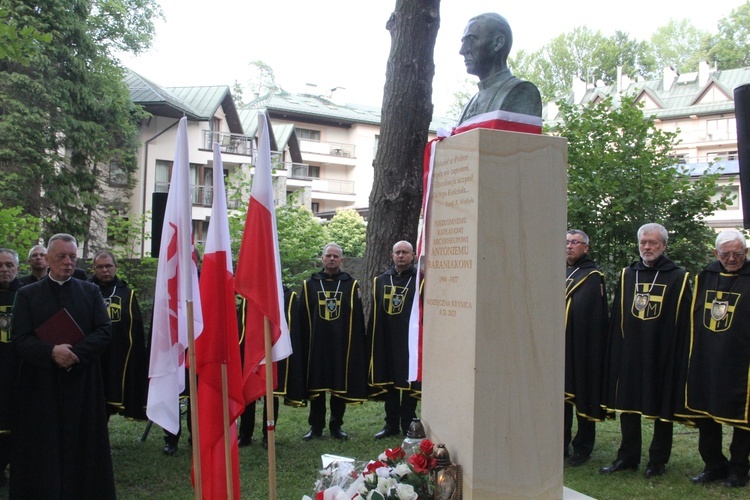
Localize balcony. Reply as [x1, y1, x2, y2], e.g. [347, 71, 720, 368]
[312, 177, 355, 195]
[203, 131, 253, 156]
[153, 182, 241, 209]
[299, 139, 356, 164]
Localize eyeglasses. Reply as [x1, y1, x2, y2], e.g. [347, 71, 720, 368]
[717, 251, 746, 260]
[566, 240, 585, 246]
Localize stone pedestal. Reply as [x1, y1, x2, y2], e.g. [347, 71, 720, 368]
[421, 129, 567, 499]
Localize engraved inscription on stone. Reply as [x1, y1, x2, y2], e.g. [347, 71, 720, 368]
[427, 153, 477, 318]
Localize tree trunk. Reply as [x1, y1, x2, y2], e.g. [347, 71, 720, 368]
[363, 0, 440, 315]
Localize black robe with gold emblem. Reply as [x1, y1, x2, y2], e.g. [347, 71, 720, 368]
[300, 270, 367, 402]
[0, 278, 21, 433]
[604, 255, 692, 420]
[679, 260, 750, 429]
[368, 265, 421, 398]
[565, 257, 608, 421]
[90, 275, 148, 420]
[239, 287, 306, 406]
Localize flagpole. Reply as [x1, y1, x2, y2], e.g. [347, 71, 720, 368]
[187, 301, 202, 499]
[264, 317, 277, 500]
[221, 364, 234, 500]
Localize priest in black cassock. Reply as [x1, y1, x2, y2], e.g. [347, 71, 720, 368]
[11, 234, 115, 498]
[299, 243, 367, 441]
[368, 240, 421, 439]
[678, 229, 750, 488]
[600, 223, 692, 479]
[563, 230, 608, 466]
[89, 250, 148, 420]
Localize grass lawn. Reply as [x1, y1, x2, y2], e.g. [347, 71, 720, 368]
[99, 402, 749, 499]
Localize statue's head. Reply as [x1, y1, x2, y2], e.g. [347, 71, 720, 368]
[459, 13, 513, 80]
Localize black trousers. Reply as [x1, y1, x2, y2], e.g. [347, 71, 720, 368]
[616, 412, 672, 465]
[697, 419, 750, 476]
[564, 402, 596, 457]
[240, 396, 280, 440]
[308, 393, 346, 432]
[383, 388, 419, 434]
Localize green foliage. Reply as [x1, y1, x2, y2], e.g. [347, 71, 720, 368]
[648, 19, 711, 73]
[102, 209, 152, 260]
[326, 209, 367, 257]
[552, 94, 731, 288]
[708, 1, 750, 69]
[0, 202, 43, 257]
[0, 8, 51, 65]
[511, 28, 655, 102]
[0, 0, 159, 253]
[275, 204, 327, 287]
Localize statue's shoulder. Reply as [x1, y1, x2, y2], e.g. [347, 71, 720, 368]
[501, 78, 542, 117]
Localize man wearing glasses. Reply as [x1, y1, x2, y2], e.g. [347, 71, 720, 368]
[89, 250, 148, 421]
[679, 229, 750, 488]
[564, 230, 608, 466]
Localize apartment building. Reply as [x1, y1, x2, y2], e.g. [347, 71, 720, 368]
[545, 62, 749, 231]
[125, 69, 452, 255]
[124, 64, 750, 256]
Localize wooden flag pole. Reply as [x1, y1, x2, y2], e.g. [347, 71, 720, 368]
[264, 317, 277, 500]
[187, 301, 202, 500]
[221, 364, 234, 500]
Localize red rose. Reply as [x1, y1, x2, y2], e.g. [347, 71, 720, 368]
[366, 460, 387, 473]
[408, 452, 430, 474]
[315, 492, 324, 500]
[385, 446, 405, 462]
[419, 439, 434, 456]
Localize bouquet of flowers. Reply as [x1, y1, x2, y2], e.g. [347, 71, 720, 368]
[354, 439, 437, 500]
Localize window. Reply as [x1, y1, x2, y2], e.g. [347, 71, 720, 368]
[108, 160, 128, 186]
[706, 151, 738, 162]
[155, 160, 171, 192]
[297, 128, 321, 141]
[311, 202, 320, 214]
[309, 166, 321, 178]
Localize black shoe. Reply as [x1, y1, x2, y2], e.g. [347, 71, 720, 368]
[568, 454, 590, 467]
[330, 428, 349, 440]
[302, 429, 322, 441]
[691, 468, 729, 484]
[238, 437, 253, 447]
[599, 459, 638, 474]
[374, 426, 400, 440]
[645, 462, 666, 478]
[724, 473, 749, 488]
[163, 443, 178, 456]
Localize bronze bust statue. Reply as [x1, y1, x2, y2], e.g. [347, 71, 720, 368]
[456, 13, 542, 125]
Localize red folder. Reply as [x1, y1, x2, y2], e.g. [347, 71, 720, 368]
[35, 308, 85, 345]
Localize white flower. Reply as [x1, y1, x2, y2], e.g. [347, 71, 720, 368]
[375, 466, 392, 478]
[393, 463, 411, 478]
[377, 476, 397, 493]
[395, 483, 418, 500]
[319, 469, 331, 476]
[378, 452, 388, 462]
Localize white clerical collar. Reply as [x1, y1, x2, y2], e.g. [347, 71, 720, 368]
[49, 276, 72, 285]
